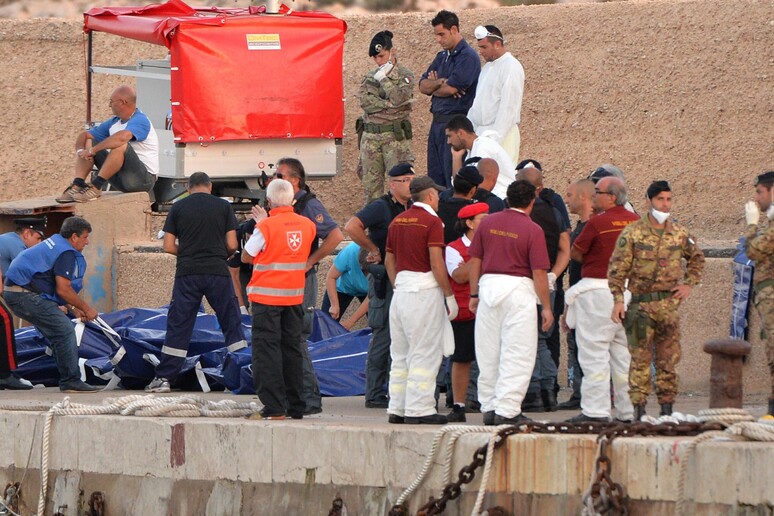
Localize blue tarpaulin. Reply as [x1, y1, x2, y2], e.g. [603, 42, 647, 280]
[13, 307, 371, 396]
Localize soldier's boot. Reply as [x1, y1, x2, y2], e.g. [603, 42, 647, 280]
[659, 403, 673, 416]
[768, 399, 774, 416]
[634, 405, 647, 421]
[541, 389, 558, 412]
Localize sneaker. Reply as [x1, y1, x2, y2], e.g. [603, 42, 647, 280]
[0, 375, 33, 390]
[564, 413, 609, 424]
[404, 413, 448, 425]
[71, 184, 102, 202]
[483, 410, 496, 426]
[60, 380, 101, 393]
[56, 184, 82, 203]
[247, 410, 286, 421]
[144, 377, 171, 393]
[447, 405, 467, 423]
[494, 413, 533, 425]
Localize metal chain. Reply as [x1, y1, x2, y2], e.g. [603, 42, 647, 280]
[390, 420, 727, 516]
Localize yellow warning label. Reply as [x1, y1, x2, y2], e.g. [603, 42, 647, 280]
[246, 33, 281, 51]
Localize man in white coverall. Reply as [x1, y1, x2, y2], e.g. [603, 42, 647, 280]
[384, 176, 458, 425]
[467, 24, 525, 163]
[564, 177, 639, 423]
[468, 180, 553, 425]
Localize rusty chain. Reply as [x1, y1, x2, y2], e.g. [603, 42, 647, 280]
[389, 420, 727, 516]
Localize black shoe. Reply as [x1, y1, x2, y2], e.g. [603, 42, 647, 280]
[465, 400, 481, 413]
[304, 406, 323, 416]
[60, 380, 100, 393]
[769, 399, 774, 417]
[564, 413, 609, 423]
[659, 403, 673, 416]
[405, 413, 448, 425]
[521, 396, 545, 413]
[483, 410, 495, 426]
[365, 398, 389, 409]
[557, 398, 581, 410]
[288, 412, 304, 420]
[493, 413, 533, 425]
[615, 418, 632, 424]
[0, 375, 33, 390]
[634, 405, 647, 421]
[388, 414, 404, 424]
[541, 389, 558, 412]
[446, 405, 466, 423]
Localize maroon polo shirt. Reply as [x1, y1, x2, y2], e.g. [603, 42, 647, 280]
[573, 205, 640, 279]
[386, 205, 445, 273]
[468, 209, 550, 277]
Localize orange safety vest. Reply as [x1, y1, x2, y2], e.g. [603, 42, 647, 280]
[247, 206, 316, 306]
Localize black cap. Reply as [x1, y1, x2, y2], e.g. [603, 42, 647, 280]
[410, 176, 444, 194]
[588, 167, 613, 184]
[388, 163, 416, 177]
[14, 216, 46, 237]
[455, 165, 483, 186]
[369, 31, 393, 57]
[516, 159, 542, 172]
[755, 171, 774, 187]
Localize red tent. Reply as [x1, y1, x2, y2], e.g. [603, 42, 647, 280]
[84, 0, 346, 143]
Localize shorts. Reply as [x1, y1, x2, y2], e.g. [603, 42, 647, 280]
[94, 146, 156, 193]
[450, 319, 476, 363]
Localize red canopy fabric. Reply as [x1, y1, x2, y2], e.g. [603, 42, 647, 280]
[84, 0, 346, 142]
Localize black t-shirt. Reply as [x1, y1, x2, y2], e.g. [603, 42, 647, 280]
[164, 192, 238, 277]
[355, 194, 408, 257]
[473, 187, 506, 213]
[568, 219, 587, 287]
[437, 197, 473, 244]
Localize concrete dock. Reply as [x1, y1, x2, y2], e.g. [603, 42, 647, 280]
[0, 389, 771, 515]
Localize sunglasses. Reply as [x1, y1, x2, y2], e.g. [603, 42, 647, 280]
[273, 172, 283, 179]
[474, 26, 503, 41]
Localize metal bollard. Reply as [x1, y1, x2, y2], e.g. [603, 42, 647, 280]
[703, 338, 752, 408]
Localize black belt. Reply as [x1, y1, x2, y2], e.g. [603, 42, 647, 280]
[432, 113, 462, 124]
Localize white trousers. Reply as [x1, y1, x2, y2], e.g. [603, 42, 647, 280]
[475, 274, 537, 418]
[387, 286, 449, 417]
[573, 284, 634, 420]
[502, 125, 521, 164]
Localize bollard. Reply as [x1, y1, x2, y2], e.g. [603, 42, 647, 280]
[703, 338, 752, 408]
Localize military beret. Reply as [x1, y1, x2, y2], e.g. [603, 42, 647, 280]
[388, 163, 415, 177]
[458, 202, 488, 219]
[369, 31, 393, 57]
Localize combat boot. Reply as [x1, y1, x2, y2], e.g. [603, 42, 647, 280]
[659, 403, 673, 416]
[634, 405, 647, 421]
[541, 389, 558, 412]
[768, 399, 774, 416]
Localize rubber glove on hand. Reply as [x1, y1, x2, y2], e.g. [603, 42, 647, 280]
[445, 295, 459, 321]
[373, 61, 394, 81]
[745, 201, 760, 225]
[547, 272, 557, 292]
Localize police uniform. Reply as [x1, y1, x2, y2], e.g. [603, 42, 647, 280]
[608, 216, 704, 408]
[358, 64, 415, 205]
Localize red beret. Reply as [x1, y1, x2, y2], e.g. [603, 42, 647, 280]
[457, 202, 489, 219]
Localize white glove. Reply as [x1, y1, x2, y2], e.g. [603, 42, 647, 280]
[745, 201, 760, 225]
[373, 61, 394, 82]
[547, 272, 557, 292]
[240, 306, 249, 316]
[445, 295, 459, 321]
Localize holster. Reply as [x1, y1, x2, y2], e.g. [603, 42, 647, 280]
[367, 264, 388, 300]
[401, 120, 413, 140]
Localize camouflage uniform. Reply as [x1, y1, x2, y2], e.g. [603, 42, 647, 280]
[608, 216, 705, 406]
[744, 221, 774, 401]
[358, 63, 415, 204]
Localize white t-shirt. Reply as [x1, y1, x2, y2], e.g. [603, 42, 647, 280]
[469, 135, 516, 199]
[445, 234, 471, 276]
[467, 52, 525, 143]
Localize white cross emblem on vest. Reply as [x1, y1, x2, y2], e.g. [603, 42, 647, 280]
[287, 231, 302, 251]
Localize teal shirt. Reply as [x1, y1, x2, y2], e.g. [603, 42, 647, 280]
[334, 243, 368, 297]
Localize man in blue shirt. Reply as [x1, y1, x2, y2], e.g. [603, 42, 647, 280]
[3, 216, 100, 392]
[276, 157, 345, 415]
[57, 85, 159, 203]
[0, 217, 45, 390]
[419, 10, 480, 189]
[322, 242, 369, 330]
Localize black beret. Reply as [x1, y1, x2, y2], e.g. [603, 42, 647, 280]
[369, 31, 393, 57]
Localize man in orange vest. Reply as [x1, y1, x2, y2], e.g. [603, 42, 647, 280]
[242, 179, 316, 420]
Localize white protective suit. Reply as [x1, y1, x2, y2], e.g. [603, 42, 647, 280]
[565, 278, 634, 420]
[475, 274, 537, 418]
[388, 270, 454, 418]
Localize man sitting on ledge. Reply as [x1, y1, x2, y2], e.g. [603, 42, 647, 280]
[57, 85, 159, 203]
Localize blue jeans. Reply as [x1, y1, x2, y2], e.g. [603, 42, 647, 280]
[427, 121, 453, 189]
[4, 291, 81, 386]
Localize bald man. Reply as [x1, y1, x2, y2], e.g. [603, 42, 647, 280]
[58, 85, 159, 203]
[473, 158, 506, 213]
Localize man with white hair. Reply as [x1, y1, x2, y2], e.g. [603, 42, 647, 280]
[467, 24, 525, 163]
[564, 177, 639, 423]
[242, 179, 316, 420]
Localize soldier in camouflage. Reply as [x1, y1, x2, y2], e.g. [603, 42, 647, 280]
[358, 31, 415, 205]
[743, 170, 774, 416]
[608, 181, 705, 421]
